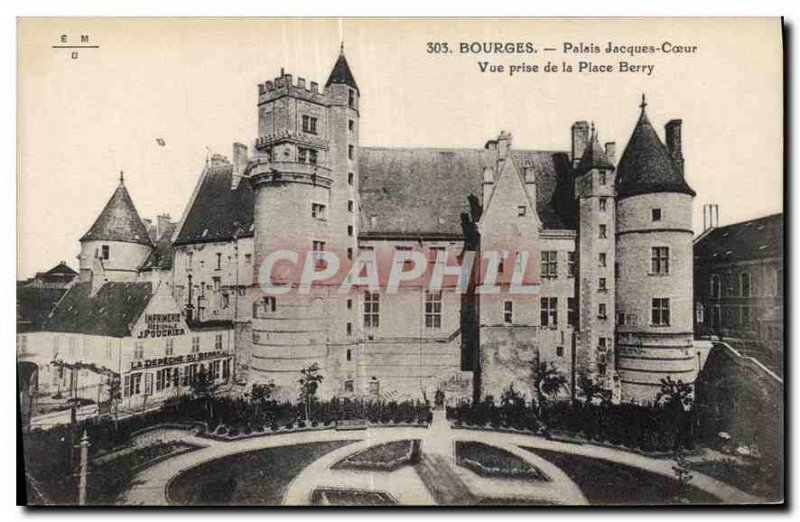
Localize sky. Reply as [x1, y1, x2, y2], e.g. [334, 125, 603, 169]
[17, 18, 783, 279]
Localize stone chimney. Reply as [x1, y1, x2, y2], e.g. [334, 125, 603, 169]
[89, 256, 106, 296]
[571, 121, 590, 167]
[232, 142, 248, 190]
[605, 142, 616, 165]
[703, 204, 719, 232]
[157, 214, 172, 239]
[665, 119, 683, 175]
[142, 218, 156, 242]
[497, 131, 512, 160]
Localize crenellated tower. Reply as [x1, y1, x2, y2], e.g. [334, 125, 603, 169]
[614, 96, 697, 403]
[246, 47, 361, 399]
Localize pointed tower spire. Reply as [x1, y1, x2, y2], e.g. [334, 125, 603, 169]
[576, 123, 614, 174]
[616, 97, 696, 199]
[326, 47, 359, 93]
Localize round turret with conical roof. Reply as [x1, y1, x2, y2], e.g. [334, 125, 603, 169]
[78, 173, 153, 283]
[614, 96, 697, 403]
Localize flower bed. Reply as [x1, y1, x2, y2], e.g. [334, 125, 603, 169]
[201, 421, 334, 441]
[332, 439, 421, 472]
[311, 488, 397, 506]
[455, 441, 548, 482]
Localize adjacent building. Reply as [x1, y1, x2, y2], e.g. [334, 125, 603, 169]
[694, 213, 784, 374]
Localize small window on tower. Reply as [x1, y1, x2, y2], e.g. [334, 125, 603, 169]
[599, 197, 608, 212]
[349, 119, 355, 132]
[348, 173, 354, 185]
[517, 205, 526, 216]
[349, 89, 355, 108]
[652, 208, 662, 222]
[302, 115, 318, 135]
[101, 245, 110, 260]
[348, 145, 354, 160]
[599, 224, 607, 239]
[311, 203, 327, 220]
[348, 200, 354, 212]
[599, 170, 607, 185]
[503, 301, 514, 326]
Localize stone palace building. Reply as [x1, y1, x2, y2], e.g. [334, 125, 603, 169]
[18, 47, 709, 416]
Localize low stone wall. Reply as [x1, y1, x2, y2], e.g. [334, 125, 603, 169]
[129, 422, 207, 449]
[694, 342, 783, 461]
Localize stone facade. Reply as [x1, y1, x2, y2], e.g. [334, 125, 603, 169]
[23, 49, 708, 410]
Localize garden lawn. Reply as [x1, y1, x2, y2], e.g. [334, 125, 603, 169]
[166, 440, 354, 505]
[90, 441, 201, 505]
[523, 447, 720, 505]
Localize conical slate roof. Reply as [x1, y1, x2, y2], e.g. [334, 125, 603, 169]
[325, 50, 359, 93]
[80, 178, 153, 246]
[616, 102, 696, 200]
[576, 127, 615, 174]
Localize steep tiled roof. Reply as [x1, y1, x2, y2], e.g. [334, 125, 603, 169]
[173, 163, 255, 246]
[695, 213, 783, 265]
[44, 262, 78, 277]
[359, 148, 576, 236]
[45, 282, 154, 337]
[576, 131, 614, 174]
[141, 221, 177, 271]
[80, 181, 154, 246]
[17, 287, 68, 333]
[174, 147, 576, 246]
[325, 51, 359, 93]
[616, 109, 696, 200]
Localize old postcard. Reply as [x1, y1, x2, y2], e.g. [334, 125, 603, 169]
[17, 17, 784, 506]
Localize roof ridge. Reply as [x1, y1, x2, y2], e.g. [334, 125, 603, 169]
[361, 145, 568, 154]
